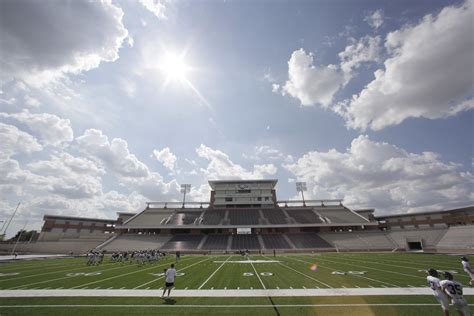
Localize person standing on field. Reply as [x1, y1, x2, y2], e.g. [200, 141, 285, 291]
[162, 264, 177, 297]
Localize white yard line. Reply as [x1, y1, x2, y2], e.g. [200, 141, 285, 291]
[330, 255, 471, 279]
[250, 260, 266, 290]
[289, 256, 399, 287]
[133, 257, 211, 290]
[347, 254, 469, 271]
[73, 257, 195, 290]
[1, 288, 474, 297]
[198, 256, 231, 289]
[299, 255, 424, 280]
[8, 264, 131, 290]
[267, 256, 332, 288]
[0, 261, 120, 283]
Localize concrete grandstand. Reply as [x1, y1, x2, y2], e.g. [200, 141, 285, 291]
[1, 179, 473, 254]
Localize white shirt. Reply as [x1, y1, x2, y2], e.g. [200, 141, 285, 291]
[440, 280, 465, 302]
[165, 268, 177, 283]
[427, 276, 444, 296]
[462, 260, 472, 273]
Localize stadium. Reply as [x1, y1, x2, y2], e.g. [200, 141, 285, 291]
[0, 179, 473, 315]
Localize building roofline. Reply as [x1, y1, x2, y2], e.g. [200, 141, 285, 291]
[208, 179, 278, 190]
[43, 214, 115, 223]
[375, 206, 474, 219]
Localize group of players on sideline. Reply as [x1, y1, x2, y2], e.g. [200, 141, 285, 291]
[428, 256, 473, 316]
[86, 249, 180, 266]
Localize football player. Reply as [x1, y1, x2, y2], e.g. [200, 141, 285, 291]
[461, 257, 474, 286]
[440, 272, 471, 316]
[427, 268, 450, 316]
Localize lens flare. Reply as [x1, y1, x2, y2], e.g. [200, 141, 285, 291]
[310, 263, 318, 272]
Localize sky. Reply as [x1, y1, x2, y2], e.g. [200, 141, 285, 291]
[0, 0, 473, 237]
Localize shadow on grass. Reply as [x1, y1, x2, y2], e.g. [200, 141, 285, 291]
[162, 298, 177, 305]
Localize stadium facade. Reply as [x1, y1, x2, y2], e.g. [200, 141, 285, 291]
[2, 179, 473, 254]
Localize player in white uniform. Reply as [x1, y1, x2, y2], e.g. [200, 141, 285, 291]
[461, 257, 474, 286]
[427, 268, 450, 316]
[440, 272, 471, 316]
[162, 263, 177, 297]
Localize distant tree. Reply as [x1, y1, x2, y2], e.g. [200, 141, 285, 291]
[7, 230, 38, 242]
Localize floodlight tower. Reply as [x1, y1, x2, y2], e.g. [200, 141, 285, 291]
[180, 184, 191, 208]
[296, 182, 307, 207]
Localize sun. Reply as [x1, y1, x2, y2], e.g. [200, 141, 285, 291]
[160, 52, 189, 83]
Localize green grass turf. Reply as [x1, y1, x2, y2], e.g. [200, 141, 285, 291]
[0, 253, 473, 289]
[0, 253, 473, 315]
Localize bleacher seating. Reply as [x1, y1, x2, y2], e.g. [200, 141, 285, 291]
[319, 231, 394, 250]
[386, 227, 448, 248]
[436, 225, 474, 249]
[262, 208, 288, 224]
[123, 209, 173, 227]
[228, 209, 260, 225]
[201, 210, 225, 225]
[231, 234, 260, 249]
[161, 234, 204, 250]
[201, 234, 229, 250]
[101, 234, 171, 251]
[286, 233, 333, 249]
[317, 207, 366, 223]
[167, 211, 202, 225]
[261, 234, 291, 249]
[288, 209, 323, 224]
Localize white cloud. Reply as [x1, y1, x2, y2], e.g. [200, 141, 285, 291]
[364, 9, 384, 29]
[284, 135, 473, 214]
[139, 0, 169, 20]
[196, 144, 278, 179]
[339, 36, 381, 78]
[27, 153, 104, 199]
[338, 1, 474, 130]
[0, 0, 128, 84]
[0, 122, 43, 159]
[243, 145, 294, 163]
[281, 49, 345, 107]
[0, 110, 73, 146]
[153, 147, 177, 171]
[76, 129, 149, 178]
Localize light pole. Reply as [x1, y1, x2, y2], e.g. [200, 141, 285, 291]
[296, 182, 307, 207]
[180, 184, 191, 208]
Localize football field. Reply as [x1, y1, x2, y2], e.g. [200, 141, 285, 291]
[0, 252, 473, 315]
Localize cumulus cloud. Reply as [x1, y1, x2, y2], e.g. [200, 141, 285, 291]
[139, 0, 170, 20]
[27, 153, 104, 199]
[0, 122, 42, 159]
[0, 0, 128, 84]
[337, 1, 474, 130]
[196, 144, 277, 179]
[153, 147, 177, 171]
[76, 129, 149, 178]
[339, 36, 382, 78]
[284, 135, 473, 214]
[0, 110, 73, 146]
[280, 49, 345, 107]
[364, 9, 384, 29]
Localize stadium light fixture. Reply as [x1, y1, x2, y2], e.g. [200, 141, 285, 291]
[180, 184, 191, 208]
[295, 182, 307, 206]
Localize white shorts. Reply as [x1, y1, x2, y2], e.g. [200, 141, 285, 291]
[452, 298, 470, 316]
[465, 270, 474, 281]
[434, 294, 450, 310]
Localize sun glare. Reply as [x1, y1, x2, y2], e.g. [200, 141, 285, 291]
[157, 47, 211, 108]
[160, 52, 189, 82]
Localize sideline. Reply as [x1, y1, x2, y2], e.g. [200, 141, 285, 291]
[1, 287, 474, 297]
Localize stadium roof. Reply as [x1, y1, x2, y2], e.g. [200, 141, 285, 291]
[208, 179, 278, 190]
